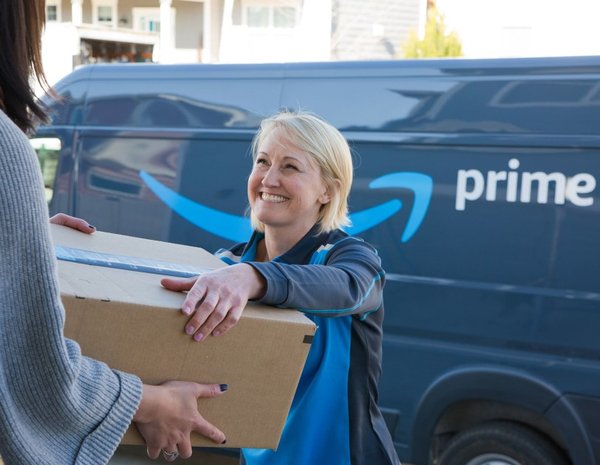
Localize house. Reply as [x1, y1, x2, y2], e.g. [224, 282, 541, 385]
[42, 0, 425, 85]
[436, 0, 600, 58]
[332, 0, 425, 60]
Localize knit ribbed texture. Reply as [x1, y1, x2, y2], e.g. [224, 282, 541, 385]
[0, 110, 142, 465]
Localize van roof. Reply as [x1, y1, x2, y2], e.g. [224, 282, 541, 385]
[59, 55, 600, 85]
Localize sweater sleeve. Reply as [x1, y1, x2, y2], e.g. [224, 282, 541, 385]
[248, 238, 385, 317]
[0, 113, 142, 465]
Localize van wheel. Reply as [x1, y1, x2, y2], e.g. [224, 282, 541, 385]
[437, 421, 570, 465]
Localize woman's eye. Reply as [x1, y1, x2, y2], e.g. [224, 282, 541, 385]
[284, 164, 299, 171]
[256, 158, 268, 166]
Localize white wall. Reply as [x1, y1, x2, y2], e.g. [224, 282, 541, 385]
[42, 22, 81, 86]
[436, 0, 600, 58]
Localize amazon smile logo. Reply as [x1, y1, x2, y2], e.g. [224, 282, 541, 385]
[139, 171, 433, 243]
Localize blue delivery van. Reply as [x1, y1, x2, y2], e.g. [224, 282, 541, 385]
[33, 56, 600, 465]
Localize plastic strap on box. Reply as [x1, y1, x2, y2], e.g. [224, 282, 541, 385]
[55, 245, 207, 278]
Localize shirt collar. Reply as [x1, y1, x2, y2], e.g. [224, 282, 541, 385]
[241, 224, 330, 264]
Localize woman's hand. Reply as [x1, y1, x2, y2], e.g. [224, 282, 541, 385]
[161, 264, 266, 342]
[49, 213, 96, 234]
[134, 381, 227, 461]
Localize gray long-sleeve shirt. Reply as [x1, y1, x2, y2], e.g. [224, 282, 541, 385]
[0, 110, 142, 465]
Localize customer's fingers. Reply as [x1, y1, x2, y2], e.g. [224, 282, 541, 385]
[146, 446, 161, 459]
[177, 440, 193, 459]
[49, 213, 95, 233]
[192, 415, 227, 445]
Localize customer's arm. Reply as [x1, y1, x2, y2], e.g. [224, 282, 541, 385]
[0, 122, 224, 464]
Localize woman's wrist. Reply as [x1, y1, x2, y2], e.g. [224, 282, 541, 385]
[240, 263, 267, 300]
[133, 384, 160, 424]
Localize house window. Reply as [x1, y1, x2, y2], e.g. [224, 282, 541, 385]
[133, 8, 162, 33]
[98, 6, 113, 23]
[243, 1, 299, 29]
[92, 0, 117, 27]
[273, 6, 296, 28]
[247, 6, 269, 27]
[132, 7, 174, 33]
[46, 2, 60, 22]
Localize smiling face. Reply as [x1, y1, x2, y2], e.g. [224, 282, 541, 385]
[247, 128, 331, 239]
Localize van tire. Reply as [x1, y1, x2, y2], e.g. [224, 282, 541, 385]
[437, 421, 570, 465]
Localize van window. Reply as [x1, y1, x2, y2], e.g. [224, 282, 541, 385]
[282, 75, 600, 135]
[30, 137, 61, 203]
[281, 77, 428, 131]
[83, 78, 279, 128]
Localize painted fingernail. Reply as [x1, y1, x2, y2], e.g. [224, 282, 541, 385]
[194, 333, 204, 342]
[87, 224, 95, 229]
[185, 325, 195, 335]
[219, 384, 228, 392]
[221, 439, 227, 444]
[213, 330, 220, 337]
[182, 306, 192, 316]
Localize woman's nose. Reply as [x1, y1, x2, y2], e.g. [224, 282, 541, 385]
[262, 166, 280, 186]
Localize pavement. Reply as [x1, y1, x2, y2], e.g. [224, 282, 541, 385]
[109, 446, 239, 464]
[2, 447, 411, 464]
[0, 447, 238, 465]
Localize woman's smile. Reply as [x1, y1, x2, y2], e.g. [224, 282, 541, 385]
[248, 128, 330, 240]
[260, 192, 288, 203]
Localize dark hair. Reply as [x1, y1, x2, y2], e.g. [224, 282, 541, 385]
[0, 0, 48, 133]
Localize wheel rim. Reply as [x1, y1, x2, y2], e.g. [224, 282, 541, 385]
[465, 453, 522, 465]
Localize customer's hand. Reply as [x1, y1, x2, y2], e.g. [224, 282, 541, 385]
[49, 213, 96, 234]
[134, 381, 227, 461]
[161, 264, 266, 342]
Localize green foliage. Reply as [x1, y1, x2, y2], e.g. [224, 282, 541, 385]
[402, 7, 463, 58]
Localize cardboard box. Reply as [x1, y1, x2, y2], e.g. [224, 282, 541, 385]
[50, 224, 316, 449]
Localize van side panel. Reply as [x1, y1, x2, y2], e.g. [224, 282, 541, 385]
[40, 59, 600, 465]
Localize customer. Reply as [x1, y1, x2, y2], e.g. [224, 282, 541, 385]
[0, 1, 226, 464]
[162, 111, 401, 465]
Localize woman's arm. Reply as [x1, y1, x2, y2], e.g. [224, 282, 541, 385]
[249, 238, 385, 316]
[162, 238, 384, 342]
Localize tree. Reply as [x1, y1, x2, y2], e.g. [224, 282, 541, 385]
[401, 6, 463, 58]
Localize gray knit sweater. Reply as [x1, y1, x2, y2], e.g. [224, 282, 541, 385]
[0, 110, 142, 464]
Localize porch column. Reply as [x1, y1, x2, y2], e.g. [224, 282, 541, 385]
[300, 0, 331, 60]
[219, 0, 234, 61]
[159, 0, 174, 62]
[71, 0, 83, 25]
[202, 0, 212, 62]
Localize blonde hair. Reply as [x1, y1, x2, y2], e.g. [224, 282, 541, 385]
[250, 110, 353, 234]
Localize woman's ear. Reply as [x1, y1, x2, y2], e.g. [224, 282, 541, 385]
[319, 179, 340, 205]
[319, 192, 331, 205]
